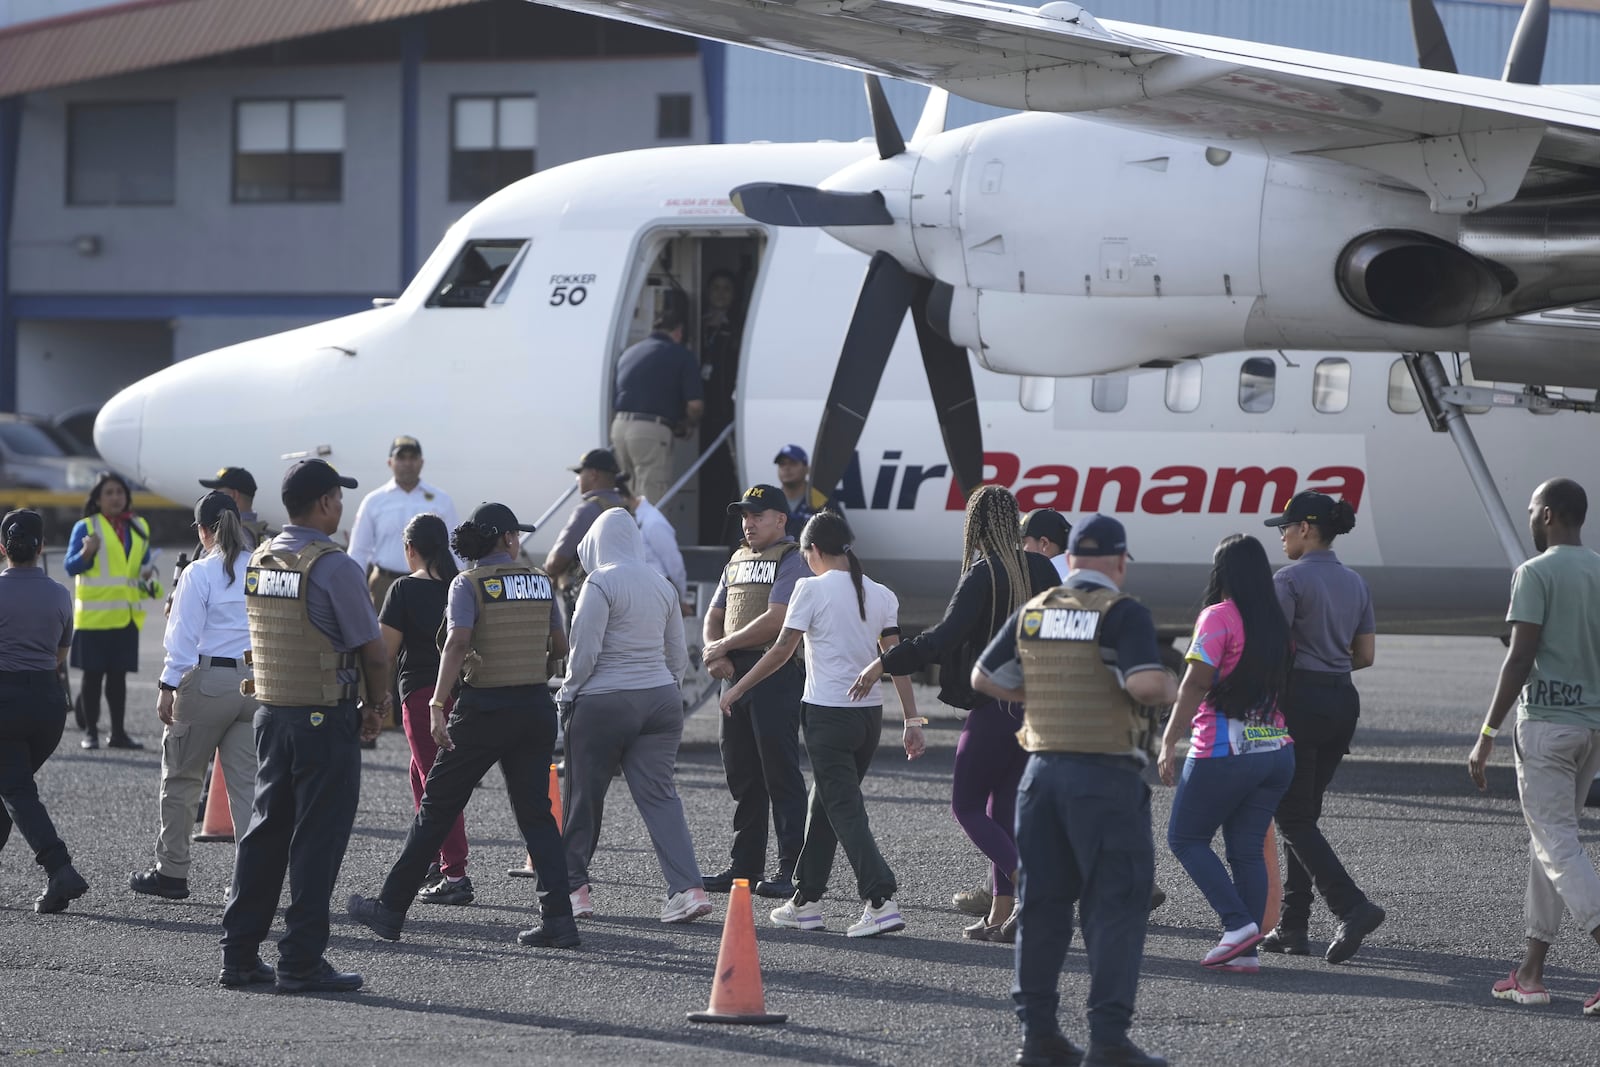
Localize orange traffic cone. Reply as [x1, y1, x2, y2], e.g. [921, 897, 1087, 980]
[688, 878, 786, 1025]
[1263, 823, 1282, 932]
[193, 752, 236, 843]
[507, 762, 563, 878]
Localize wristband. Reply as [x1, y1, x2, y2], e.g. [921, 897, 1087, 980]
[1481, 724, 1498, 738]
[429, 699, 447, 710]
[903, 717, 927, 727]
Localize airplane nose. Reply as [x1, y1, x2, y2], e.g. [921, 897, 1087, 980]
[95, 383, 146, 480]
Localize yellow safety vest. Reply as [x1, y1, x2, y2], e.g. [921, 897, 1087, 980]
[73, 513, 153, 632]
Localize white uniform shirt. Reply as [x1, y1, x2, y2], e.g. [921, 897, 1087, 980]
[161, 550, 252, 687]
[634, 497, 688, 601]
[346, 478, 459, 574]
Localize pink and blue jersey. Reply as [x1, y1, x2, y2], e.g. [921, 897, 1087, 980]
[1184, 600, 1291, 758]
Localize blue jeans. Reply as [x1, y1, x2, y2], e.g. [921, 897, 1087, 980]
[1167, 747, 1295, 932]
[1013, 753, 1153, 1045]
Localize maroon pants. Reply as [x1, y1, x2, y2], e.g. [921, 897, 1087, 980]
[402, 687, 468, 879]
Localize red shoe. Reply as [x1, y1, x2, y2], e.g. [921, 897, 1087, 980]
[1491, 971, 1550, 1006]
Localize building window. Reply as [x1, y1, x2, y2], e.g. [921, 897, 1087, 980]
[234, 99, 344, 202]
[450, 96, 536, 203]
[1313, 358, 1351, 414]
[657, 93, 692, 139]
[68, 102, 175, 205]
[1388, 359, 1422, 414]
[1238, 356, 1276, 413]
[1091, 375, 1127, 413]
[1164, 361, 1202, 413]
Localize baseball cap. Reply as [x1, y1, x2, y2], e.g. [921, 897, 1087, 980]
[1067, 514, 1131, 558]
[0, 508, 43, 546]
[1263, 490, 1336, 528]
[1021, 509, 1071, 548]
[469, 501, 536, 534]
[281, 459, 358, 501]
[198, 466, 257, 496]
[773, 444, 809, 465]
[194, 490, 239, 529]
[389, 435, 422, 457]
[569, 448, 620, 474]
[727, 484, 788, 516]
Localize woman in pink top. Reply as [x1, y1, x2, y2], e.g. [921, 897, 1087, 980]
[1157, 534, 1295, 973]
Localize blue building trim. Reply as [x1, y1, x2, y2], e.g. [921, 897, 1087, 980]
[699, 40, 726, 145]
[11, 293, 376, 320]
[0, 98, 20, 413]
[399, 20, 424, 289]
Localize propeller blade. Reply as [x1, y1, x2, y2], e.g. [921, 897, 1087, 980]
[1408, 0, 1459, 74]
[1503, 0, 1549, 84]
[730, 182, 892, 227]
[911, 87, 950, 143]
[864, 74, 906, 160]
[810, 251, 916, 502]
[910, 278, 984, 499]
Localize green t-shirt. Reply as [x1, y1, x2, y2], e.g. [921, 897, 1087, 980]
[1507, 544, 1600, 727]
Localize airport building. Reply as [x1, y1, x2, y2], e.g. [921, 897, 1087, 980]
[0, 0, 1597, 428]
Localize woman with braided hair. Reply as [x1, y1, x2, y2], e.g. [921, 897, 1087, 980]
[850, 485, 1058, 940]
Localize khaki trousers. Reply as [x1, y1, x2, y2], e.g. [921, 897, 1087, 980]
[1513, 717, 1600, 942]
[610, 414, 675, 505]
[155, 662, 259, 878]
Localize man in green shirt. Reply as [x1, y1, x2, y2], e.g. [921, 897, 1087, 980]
[1469, 477, 1600, 1015]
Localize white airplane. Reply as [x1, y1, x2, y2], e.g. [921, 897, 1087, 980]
[94, 0, 1597, 650]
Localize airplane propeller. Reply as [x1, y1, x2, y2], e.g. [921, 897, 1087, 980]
[731, 75, 985, 504]
[1408, 0, 1548, 84]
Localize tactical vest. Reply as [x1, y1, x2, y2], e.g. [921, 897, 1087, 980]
[1015, 585, 1147, 756]
[242, 541, 358, 707]
[722, 540, 801, 652]
[74, 513, 156, 632]
[450, 564, 554, 688]
[242, 518, 271, 550]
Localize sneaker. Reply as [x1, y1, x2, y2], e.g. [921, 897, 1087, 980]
[1325, 900, 1386, 964]
[570, 884, 595, 919]
[346, 893, 404, 941]
[661, 887, 715, 924]
[769, 898, 825, 931]
[106, 733, 144, 750]
[417, 876, 474, 906]
[1491, 971, 1551, 1006]
[1202, 923, 1262, 967]
[517, 914, 581, 949]
[847, 898, 905, 938]
[80, 730, 99, 750]
[1584, 987, 1600, 1016]
[129, 867, 190, 900]
[953, 884, 992, 916]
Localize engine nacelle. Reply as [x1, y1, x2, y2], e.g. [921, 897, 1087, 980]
[1335, 229, 1507, 328]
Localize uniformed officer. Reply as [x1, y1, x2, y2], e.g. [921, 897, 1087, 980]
[347, 436, 459, 613]
[610, 308, 703, 505]
[347, 502, 578, 949]
[700, 484, 810, 898]
[973, 514, 1175, 1067]
[544, 448, 627, 618]
[218, 459, 391, 994]
[198, 466, 271, 547]
[774, 444, 839, 540]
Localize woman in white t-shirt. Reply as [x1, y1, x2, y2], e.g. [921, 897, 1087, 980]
[719, 511, 925, 938]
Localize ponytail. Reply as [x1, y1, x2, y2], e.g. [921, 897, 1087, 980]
[405, 513, 459, 580]
[212, 509, 247, 585]
[800, 510, 866, 620]
[846, 548, 866, 621]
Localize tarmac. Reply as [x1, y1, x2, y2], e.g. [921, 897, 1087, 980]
[3, 632, 1600, 1065]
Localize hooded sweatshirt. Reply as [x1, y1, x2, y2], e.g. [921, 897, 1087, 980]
[557, 508, 689, 701]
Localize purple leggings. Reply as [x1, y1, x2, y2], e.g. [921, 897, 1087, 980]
[951, 699, 1029, 896]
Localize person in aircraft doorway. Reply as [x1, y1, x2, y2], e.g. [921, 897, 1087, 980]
[610, 308, 703, 507]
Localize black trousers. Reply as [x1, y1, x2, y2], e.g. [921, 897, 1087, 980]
[221, 701, 361, 974]
[1274, 669, 1366, 927]
[379, 685, 571, 918]
[718, 654, 807, 878]
[0, 670, 70, 874]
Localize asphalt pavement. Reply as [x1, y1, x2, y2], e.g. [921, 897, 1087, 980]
[3, 633, 1599, 1065]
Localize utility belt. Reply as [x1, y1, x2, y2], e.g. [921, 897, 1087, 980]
[615, 411, 675, 427]
[238, 648, 359, 703]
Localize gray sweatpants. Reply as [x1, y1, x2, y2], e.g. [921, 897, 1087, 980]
[564, 684, 703, 895]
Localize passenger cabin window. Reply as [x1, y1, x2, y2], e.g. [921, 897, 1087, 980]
[69, 101, 175, 205]
[1388, 359, 1422, 414]
[427, 240, 528, 307]
[1238, 357, 1275, 413]
[1091, 375, 1127, 413]
[1164, 362, 1202, 413]
[450, 96, 536, 203]
[234, 99, 344, 202]
[1313, 358, 1350, 413]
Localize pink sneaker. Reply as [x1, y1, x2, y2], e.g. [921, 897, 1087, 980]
[1491, 971, 1550, 1006]
[1583, 987, 1600, 1016]
[570, 884, 595, 919]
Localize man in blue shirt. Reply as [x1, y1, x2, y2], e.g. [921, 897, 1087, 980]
[610, 309, 703, 505]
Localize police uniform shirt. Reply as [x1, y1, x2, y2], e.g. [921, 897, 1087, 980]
[265, 526, 381, 684]
[976, 569, 1163, 693]
[347, 478, 459, 575]
[612, 331, 704, 420]
[0, 565, 72, 671]
[550, 489, 625, 566]
[1273, 549, 1375, 674]
[161, 550, 251, 687]
[709, 536, 809, 612]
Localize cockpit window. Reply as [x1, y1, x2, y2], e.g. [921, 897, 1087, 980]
[427, 239, 528, 307]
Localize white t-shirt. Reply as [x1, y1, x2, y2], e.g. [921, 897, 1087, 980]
[783, 568, 900, 707]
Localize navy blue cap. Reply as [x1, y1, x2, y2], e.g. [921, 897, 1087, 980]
[282, 459, 357, 499]
[1, 508, 43, 546]
[774, 444, 808, 465]
[1067, 514, 1131, 558]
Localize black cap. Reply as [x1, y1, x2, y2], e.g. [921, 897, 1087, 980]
[569, 448, 620, 474]
[1068, 514, 1131, 558]
[199, 466, 257, 495]
[0, 508, 43, 545]
[390, 435, 422, 457]
[727, 484, 787, 516]
[469, 501, 536, 534]
[281, 459, 358, 500]
[1263, 490, 1336, 528]
[194, 490, 239, 529]
[1021, 509, 1071, 549]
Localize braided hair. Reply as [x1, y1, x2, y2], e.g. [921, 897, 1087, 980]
[960, 485, 1032, 620]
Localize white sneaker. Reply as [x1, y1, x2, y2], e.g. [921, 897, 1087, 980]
[661, 887, 714, 924]
[847, 899, 905, 938]
[570, 884, 595, 919]
[769, 899, 825, 930]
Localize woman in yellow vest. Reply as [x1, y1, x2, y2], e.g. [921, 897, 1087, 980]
[65, 472, 160, 750]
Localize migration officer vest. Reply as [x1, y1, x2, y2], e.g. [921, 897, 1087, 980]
[722, 540, 800, 651]
[454, 564, 554, 688]
[242, 541, 358, 707]
[1015, 585, 1146, 756]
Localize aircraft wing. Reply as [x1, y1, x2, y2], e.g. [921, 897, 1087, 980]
[533, 0, 1600, 210]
